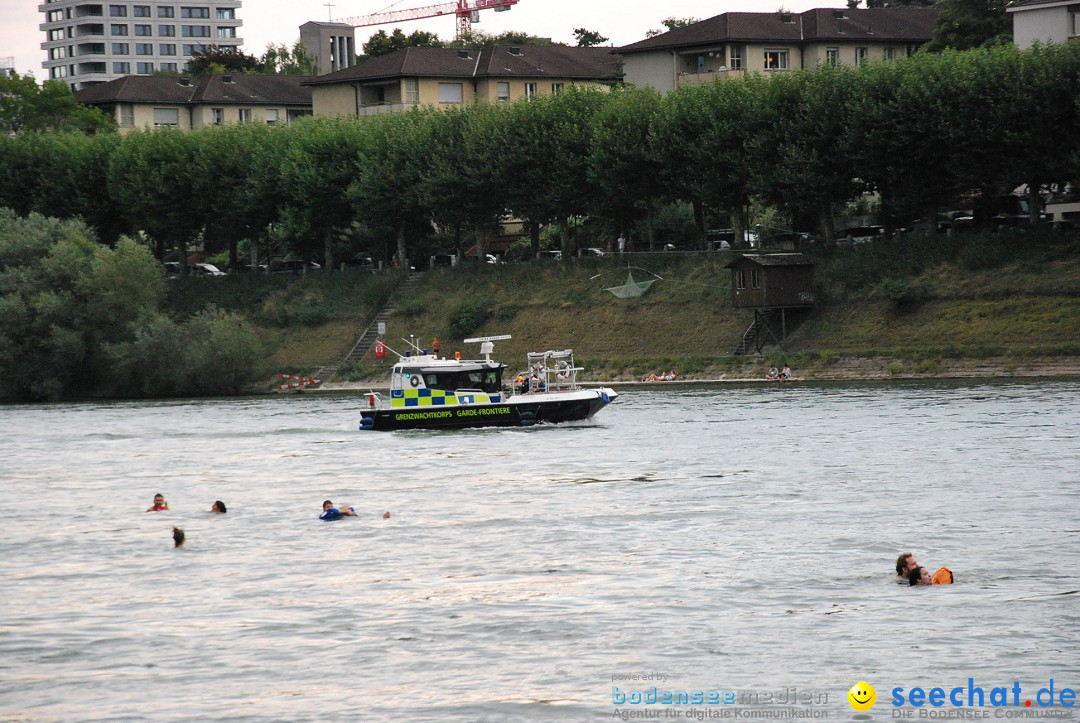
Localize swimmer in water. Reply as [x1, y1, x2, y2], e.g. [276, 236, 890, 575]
[320, 500, 358, 521]
[172, 527, 185, 548]
[147, 493, 169, 512]
[210, 500, 227, 514]
[907, 566, 934, 586]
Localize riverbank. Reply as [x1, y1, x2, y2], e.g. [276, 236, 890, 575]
[306, 354, 1080, 393]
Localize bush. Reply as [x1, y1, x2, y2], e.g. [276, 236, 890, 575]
[447, 301, 490, 338]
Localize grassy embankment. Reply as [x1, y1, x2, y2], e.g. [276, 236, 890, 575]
[167, 232, 1080, 386]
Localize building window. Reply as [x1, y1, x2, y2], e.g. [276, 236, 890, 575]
[136, 42, 153, 54]
[551, 82, 564, 94]
[736, 270, 747, 290]
[238, 108, 251, 122]
[404, 78, 419, 103]
[119, 103, 134, 127]
[49, 28, 65, 41]
[160, 43, 176, 55]
[496, 81, 510, 102]
[729, 44, 743, 70]
[111, 42, 129, 54]
[112, 61, 130, 73]
[153, 107, 179, 126]
[50, 66, 67, 79]
[217, 27, 236, 38]
[856, 47, 869, 65]
[181, 7, 210, 18]
[211, 107, 224, 125]
[158, 6, 174, 17]
[109, 5, 127, 17]
[111, 24, 128, 35]
[160, 62, 178, 71]
[159, 25, 176, 36]
[437, 82, 463, 104]
[751, 269, 762, 289]
[134, 5, 151, 17]
[524, 82, 537, 98]
[48, 9, 64, 22]
[763, 49, 788, 70]
[265, 109, 278, 125]
[182, 25, 210, 37]
[136, 61, 154, 73]
[135, 24, 152, 36]
[1070, 9, 1079, 36]
[884, 47, 896, 62]
[216, 8, 235, 19]
[826, 47, 838, 65]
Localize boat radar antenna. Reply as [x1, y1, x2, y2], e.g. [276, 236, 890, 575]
[464, 334, 511, 361]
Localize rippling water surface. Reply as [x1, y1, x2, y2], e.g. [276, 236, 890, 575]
[2, 380, 1078, 722]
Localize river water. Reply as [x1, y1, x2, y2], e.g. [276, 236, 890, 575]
[1, 380, 1078, 722]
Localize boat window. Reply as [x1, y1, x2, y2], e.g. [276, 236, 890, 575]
[424, 374, 439, 387]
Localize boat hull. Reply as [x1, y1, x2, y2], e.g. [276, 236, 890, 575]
[359, 389, 616, 431]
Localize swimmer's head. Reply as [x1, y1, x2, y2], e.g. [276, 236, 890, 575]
[211, 500, 226, 513]
[172, 527, 185, 548]
[323, 500, 333, 511]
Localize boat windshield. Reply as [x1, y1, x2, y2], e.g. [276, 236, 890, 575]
[423, 369, 502, 394]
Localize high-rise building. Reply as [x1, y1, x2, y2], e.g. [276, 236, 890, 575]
[39, 0, 243, 90]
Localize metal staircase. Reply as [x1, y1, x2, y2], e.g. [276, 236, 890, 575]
[313, 271, 422, 381]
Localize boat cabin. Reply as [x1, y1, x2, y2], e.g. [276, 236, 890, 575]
[391, 357, 505, 394]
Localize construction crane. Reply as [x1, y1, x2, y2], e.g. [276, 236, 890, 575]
[335, 0, 519, 39]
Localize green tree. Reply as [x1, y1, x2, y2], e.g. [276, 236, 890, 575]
[349, 110, 434, 270]
[588, 87, 666, 249]
[107, 128, 205, 264]
[925, 0, 1011, 51]
[573, 28, 609, 47]
[450, 30, 550, 47]
[0, 211, 164, 401]
[261, 41, 320, 75]
[0, 75, 112, 134]
[751, 64, 865, 239]
[186, 46, 262, 75]
[646, 17, 700, 38]
[277, 117, 367, 268]
[361, 28, 444, 59]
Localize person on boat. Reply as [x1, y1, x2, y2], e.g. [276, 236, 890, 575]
[210, 500, 227, 514]
[431, 337, 441, 358]
[147, 493, 169, 512]
[320, 500, 357, 521]
[767, 366, 780, 380]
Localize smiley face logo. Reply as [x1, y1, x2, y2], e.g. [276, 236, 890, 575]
[848, 681, 877, 711]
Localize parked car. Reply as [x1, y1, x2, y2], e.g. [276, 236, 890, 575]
[581, 247, 606, 257]
[837, 225, 886, 244]
[429, 253, 457, 269]
[191, 262, 227, 276]
[539, 250, 562, 261]
[269, 259, 321, 275]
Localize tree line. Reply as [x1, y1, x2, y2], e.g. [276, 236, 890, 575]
[1, 42, 1078, 272]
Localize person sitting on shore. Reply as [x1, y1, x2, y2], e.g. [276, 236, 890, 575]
[767, 366, 780, 380]
[147, 493, 169, 512]
[781, 365, 792, 380]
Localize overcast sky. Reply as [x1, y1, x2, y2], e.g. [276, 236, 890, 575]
[3, 0, 848, 82]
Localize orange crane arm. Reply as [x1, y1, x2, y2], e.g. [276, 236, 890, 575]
[335, 0, 518, 28]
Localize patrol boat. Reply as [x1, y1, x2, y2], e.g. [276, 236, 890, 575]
[358, 335, 617, 431]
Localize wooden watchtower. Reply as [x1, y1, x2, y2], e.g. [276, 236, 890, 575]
[725, 253, 816, 355]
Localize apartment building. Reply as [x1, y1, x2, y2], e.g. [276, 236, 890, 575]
[618, 8, 940, 93]
[305, 45, 621, 117]
[39, 0, 243, 90]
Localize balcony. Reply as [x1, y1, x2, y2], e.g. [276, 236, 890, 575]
[78, 43, 106, 54]
[75, 5, 104, 18]
[76, 24, 106, 36]
[676, 68, 745, 86]
[357, 102, 418, 116]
